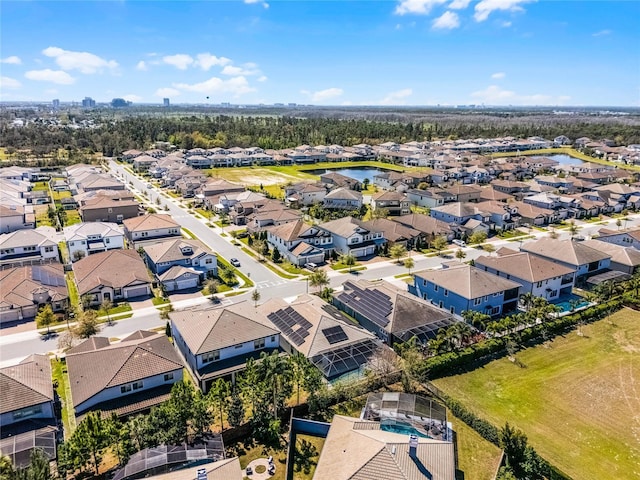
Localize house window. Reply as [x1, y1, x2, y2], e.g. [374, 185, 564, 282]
[473, 298, 482, 306]
[12, 405, 42, 420]
[536, 281, 543, 288]
[44, 246, 54, 252]
[105, 238, 110, 244]
[164, 373, 174, 381]
[490, 306, 500, 315]
[114, 288, 122, 296]
[433, 284, 438, 291]
[450, 306, 455, 314]
[484, 295, 489, 302]
[202, 350, 220, 363]
[270, 335, 276, 342]
[438, 301, 443, 308]
[444, 289, 448, 297]
[235, 344, 243, 349]
[494, 292, 501, 297]
[254, 338, 265, 350]
[205, 258, 213, 264]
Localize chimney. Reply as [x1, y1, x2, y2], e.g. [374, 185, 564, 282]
[408, 434, 418, 458]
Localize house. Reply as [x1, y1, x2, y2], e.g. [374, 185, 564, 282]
[582, 239, 640, 275]
[73, 249, 153, 306]
[392, 213, 454, 243]
[406, 188, 447, 208]
[78, 193, 140, 223]
[143, 238, 217, 291]
[266, 220, 330, 266]
[246, 205, 302, 232]
[0, 264, 68, 324]
[475, 250, 576, 301]
[0, 204, 35, 233]
[595, 227, 640, 250]
[313, 415, 455, 480]
[66, 331, 183, 418]
[259, 295, 381, 379]
[132, 155, 159, 172]
[412, 263, 521, 317]
[371, 191, 410, 216]
[0, 229, 58, 267]
[323, 188, 363, 210]
[284, 182, 327, 206]
[170, 303, 281, 392]
[441, 184, 482, 203]
[316, 217, 383, 258]
[508, 201, 557, 226]
[320, 172, 361, 190]
[64, 222, 125, 261]
[123, 214, 181, 245]
[475, 201, 520, 230]
[361, 218, 421, 248]
[521, 238, 611, 283]
[333, 279, 457, 345]
[0, 355, 59, 467]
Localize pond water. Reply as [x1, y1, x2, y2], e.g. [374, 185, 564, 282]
[533, 154, 586, 166]
[306, 167, 387, 183]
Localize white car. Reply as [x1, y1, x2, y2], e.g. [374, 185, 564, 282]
[452, 239, 466, 247]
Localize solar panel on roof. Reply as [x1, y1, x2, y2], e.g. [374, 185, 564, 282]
[322, 326, 349, 345]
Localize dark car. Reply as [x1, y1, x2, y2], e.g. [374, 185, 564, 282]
[230, 258, 241, 267]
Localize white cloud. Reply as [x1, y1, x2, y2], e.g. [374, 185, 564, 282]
[471, 84, 570, 105]
[155, 87, 181, 97]
[122, 94, 142, 103]
[303, 88, 344, 102]
[448, 0, 471, 9]
[1, 56, 22, 65]
[163, 54, 194, 70]
[25, 69, 75, 85]
[501, 20, 512, 27]
[474, 0, 535, 22]
[379, 88, 413, 105]
[395, 0, 447, 15]
[196, 53, 232, 70]
[136, 61, 148, 71]
[173, 76, 256, 97]
[432, 11, 460, 29]
[491, 72, 506, 79]
[257, 75, 268, 82]
[42, 47, 118, 74]
[221, 64, 261, 76]
[0, 76, 21, 89]
[592, 29, 612, 37]
[244, 0, 269, 8]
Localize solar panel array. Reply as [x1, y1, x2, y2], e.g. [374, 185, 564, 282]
[267, 306, 312, 346]
[340, 282, 393, 328]
[322, 325, 349, 345]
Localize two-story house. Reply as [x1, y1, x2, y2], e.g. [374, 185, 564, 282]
[475, 250, 576, 302]
[143, 238, 217, 292]
[64, 222, 125, 261]
[73, 249, 153, 306]
[0, 229, 58, 267]
[66, 331, 183, 418]
[316, 217, 384, 258]
[0, 264, 68, 324]
[371, 191, 410, 216]
[520, 238, 611, 284]
[0, 205, 35, 234]
[595, 227, 640, 250]
[123, 214, 181, 246]
[405, 188, 447, 209]
[412, 263, 521, 317]
[392, 213, 455, 243]
[323, 188, 363, 210]
[266, 220, 329, 266]
[170, 303, 281, 392]
[284, 183, 327, 206]
[0, 354, 59, 467]
[78, 193, 140, 223]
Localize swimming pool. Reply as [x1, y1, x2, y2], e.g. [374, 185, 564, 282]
[380, 420, 431, 438]
[553, 296, 591, 314]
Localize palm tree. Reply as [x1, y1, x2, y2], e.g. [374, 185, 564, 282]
[309, 270, 329, 293]
[340, 253, 356, 272]
[251, 289, 261, 307]
[207, 378, 230, 433]
[403, 257, 415, 275]
[455, 248, 467, 263]
[258, 351, 291, 419]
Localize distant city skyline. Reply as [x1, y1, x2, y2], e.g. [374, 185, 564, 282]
[1, 1, 639, 107]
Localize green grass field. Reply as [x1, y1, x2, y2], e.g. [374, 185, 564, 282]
[434, 309, 640, 480]
[450, 410, 503, 480]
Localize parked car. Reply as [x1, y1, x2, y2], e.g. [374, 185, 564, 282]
[230, 258, 241, 267]
[452, 239, 467, 247]
[304, 263, 318, 271]
[146, 183, 153, 189]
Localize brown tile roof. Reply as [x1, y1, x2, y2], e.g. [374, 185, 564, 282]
[414, 264, 521, 299]
[0, 354, 54, 414]
[66, 332, 183, 409]
[393, 213, 452, 236]
[266, 219, 308, 242]
[170, 302, 278, 354]
[361, 218, 420, 242]
[476, 251, 575, 282]
[143, 238, 215, 265]
[72, 249, 152, 296]
[0, 264, 68, 310]
[123, 214, 180, 232]
[521, 238, 610, 267]
[583, 240, 640, 268]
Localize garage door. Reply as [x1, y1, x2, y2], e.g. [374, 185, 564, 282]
[125, 285, 149, 299]
[175, 277, 199, 291]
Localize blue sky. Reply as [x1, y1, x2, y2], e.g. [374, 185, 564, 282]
[1, 1, 638, 106]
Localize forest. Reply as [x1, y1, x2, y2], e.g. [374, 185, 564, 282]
[1, 106, 639, 157]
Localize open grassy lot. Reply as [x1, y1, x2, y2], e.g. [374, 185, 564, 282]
[434, 309, 640, 480]
[450, 410, 503, 480]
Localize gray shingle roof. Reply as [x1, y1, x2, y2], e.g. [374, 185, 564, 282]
[520, 238, 611, 267]
[0, 354, 54, 414]
[73, 249, 152, 295]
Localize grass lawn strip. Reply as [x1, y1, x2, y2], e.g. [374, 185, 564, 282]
[433, 309, 640, 480]
[51, 358, 76, 436]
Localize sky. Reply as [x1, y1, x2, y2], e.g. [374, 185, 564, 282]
[1, 0, 639, 106]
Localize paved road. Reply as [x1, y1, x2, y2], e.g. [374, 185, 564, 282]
[2, 161, 640, 366]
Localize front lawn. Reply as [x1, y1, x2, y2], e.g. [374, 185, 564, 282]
[433, 309, 640, 480]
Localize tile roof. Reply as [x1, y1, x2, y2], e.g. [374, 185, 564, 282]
[123, 214, 180, 232]
[361, 218, 420, 242]
[0, 354, 54, 414]
[0, 264, 68, 310]
[319, 216, 377, 238]
[414, 264, 521, 299]
[0, 230, 56, 249]
[170, 302, 278, 354]
[582, 240, 640, 268]
[521, 238, 611, 267]
[66, 331, 183, 409]
[72, 249, 152, 295]
[393, 213, 452, 236]
[475, 251, 575, 282]
[143, 238, 215, 265]
[63, 222, 124, 241]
